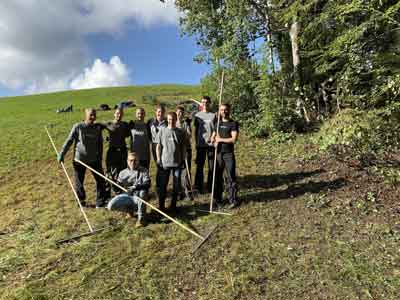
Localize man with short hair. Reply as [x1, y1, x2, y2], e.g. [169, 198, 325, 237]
[130, 107, 151, 169]
[100, 107, 130, 195]
[193, 96, 216, 194]
[58, 108, 108, 208]
[176, 105, 193, 200]
[211, 103, 240, 209]
[148, 105, 167, 191]
[107, 152, 150, 227]
[156, 112, 188, 212]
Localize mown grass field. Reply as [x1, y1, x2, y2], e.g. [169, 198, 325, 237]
[1, 86, 400, 300]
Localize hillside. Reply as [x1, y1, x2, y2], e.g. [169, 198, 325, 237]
[1, 87, 400, 300]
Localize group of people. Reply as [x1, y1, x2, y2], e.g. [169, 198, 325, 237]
[57, 96, 239, 227]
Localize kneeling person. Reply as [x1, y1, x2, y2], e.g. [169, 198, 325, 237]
[107, 152, 151, 227]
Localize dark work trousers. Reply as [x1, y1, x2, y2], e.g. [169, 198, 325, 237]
[157, 167, 182, 210]
[214, 152, 239, 205]
[106, 147, 127, 194]
[151, 143, 162, 192]
[73, 160, 108, 207]
[194, 146, 215, 193]
[139, 160, 150, 170]
[181, 149, 192, 198]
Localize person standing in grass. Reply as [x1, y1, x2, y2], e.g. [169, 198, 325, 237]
[107, 152, 150, 228]
[156, 112, 188, 212]
[57, 108, 108, 208]
[100, 107, 130, 195]
[129, 107, 151, 170]
[211, 103, 240, 209]
[148, 105, 167, 192]
[176, 105, 194, 200]
[193, 96, 216, 194]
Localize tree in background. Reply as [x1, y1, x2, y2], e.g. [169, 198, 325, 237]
[172, 0, 400, 135]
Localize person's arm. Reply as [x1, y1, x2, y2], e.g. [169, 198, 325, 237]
[58, 124, 78, 161]
[135, 169, 151, 191]
[155, 129, 162, 164]
[156, 143, 162, 163]
[215, 131, 238, 144]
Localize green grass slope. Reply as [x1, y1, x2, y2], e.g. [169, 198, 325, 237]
[0, 84, 200, 175]
[1, 87, 400, 299]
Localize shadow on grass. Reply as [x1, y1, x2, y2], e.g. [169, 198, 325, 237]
[242, 178, 347, 203]
[239, 169, 326, 190]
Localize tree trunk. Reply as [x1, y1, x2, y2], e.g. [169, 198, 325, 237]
[289, 20, 310, 123]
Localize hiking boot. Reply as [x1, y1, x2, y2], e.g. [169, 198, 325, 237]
[135, 219, 145, 228]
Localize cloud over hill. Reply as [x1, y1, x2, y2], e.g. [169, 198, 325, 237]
[0, 1, 177, 94]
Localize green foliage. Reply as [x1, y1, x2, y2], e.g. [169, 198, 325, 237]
[176, 0, 400, 137]
[315, 107, 400, 156]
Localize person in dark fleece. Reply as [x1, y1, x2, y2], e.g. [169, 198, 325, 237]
[57, 108, 108, 208]
[129, 107, 151, 170]
[100, 107, 131, 195]
[211, 103, 240, 209]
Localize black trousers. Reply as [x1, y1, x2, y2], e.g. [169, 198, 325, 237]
[106, 147, 127, 194]
[157, 167, 182, 210]
[194, 146, 215, 193]
[73, 160, 108, 206]
[139, 160, 150, 170]
[214, 152, 239, 205]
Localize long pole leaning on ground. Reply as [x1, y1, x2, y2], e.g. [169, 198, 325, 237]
[210, 69, 225, 212]
[44, 127, 94, 233]
[74, 158, 206, 241]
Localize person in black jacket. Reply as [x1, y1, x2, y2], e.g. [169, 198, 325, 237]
[211, 103, 240, 209]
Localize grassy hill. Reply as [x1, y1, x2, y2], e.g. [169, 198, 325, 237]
[1, 86, 400, 299]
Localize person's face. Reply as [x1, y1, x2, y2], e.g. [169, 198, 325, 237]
[85, 110, 96, 124]
[220, 105, 230, 119]
[136, 109, 145, 121]
[176, 109, 184, 120]
[168, 114, 177, 127]
[114, 109, 123, 122]
[201, 98, 210, 111]
[127, 155, 138, 169]
[156, 108, 165, 120]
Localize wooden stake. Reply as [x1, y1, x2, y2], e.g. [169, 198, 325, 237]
[45, 127, 94, 233]
[210, 69, 225, 212]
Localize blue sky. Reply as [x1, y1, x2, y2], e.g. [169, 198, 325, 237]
[86, 26, 209, 85]
[0, 1, 210, 97]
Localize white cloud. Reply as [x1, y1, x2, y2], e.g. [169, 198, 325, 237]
[0, 1, 178, 94]
[70, 56, 130, 90]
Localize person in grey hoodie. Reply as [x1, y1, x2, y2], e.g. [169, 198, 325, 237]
[107, 152, 150, 228]
[57, 108, 108, 208]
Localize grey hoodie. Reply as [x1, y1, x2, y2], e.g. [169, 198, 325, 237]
[60, 122, 103, 163]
